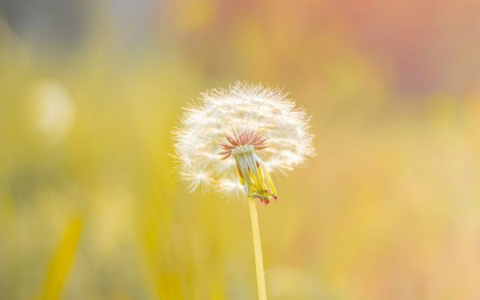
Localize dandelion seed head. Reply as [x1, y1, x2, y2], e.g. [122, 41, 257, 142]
[173, 82, 315, 203]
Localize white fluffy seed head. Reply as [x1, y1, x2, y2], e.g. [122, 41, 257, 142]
[172, 82, 315, 198]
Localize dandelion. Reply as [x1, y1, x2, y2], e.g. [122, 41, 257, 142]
[173, 82, 315, 300]
[174, 82, 315, 204]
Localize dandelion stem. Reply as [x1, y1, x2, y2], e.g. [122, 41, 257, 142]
[248, 197, 268, 300]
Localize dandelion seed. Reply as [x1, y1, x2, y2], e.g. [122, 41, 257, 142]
[173, 82, 315, 205]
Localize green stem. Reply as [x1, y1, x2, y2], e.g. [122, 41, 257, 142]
[248, 197, 268, 300]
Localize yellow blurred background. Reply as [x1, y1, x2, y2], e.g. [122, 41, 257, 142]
[1, 0, 480, 299]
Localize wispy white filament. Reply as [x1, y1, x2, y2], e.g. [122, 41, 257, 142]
[173, 82, 315, 198]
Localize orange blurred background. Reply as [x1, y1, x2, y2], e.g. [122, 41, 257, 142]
[1, 0, 480, 299]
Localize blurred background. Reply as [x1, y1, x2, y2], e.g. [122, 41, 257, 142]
[1, 0, 480, 299]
